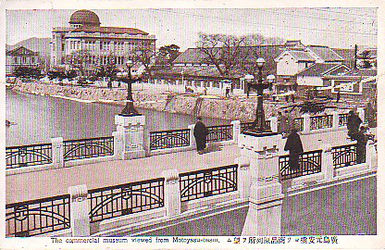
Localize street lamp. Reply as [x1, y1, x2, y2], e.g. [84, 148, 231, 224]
[245, 57, 273, 132]
[117, 60, 141, 116]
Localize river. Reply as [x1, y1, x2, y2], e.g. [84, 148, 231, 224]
[6, 89, 228, 146]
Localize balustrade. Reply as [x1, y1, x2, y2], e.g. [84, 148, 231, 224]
[279, 150, 322, 180]
[149, 129, 190, 151]
[332, 144, 357, 169]
[310, 115, 333, 130]
[6, 143, 53, 169]
[206, 124, 233, 143]
[63, 136, 114, 161]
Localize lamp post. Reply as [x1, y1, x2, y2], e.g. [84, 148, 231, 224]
[244, 58, 276, 132]
[117, 60, 141, 116]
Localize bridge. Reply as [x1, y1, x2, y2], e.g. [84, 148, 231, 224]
[5, 110, 377, 237]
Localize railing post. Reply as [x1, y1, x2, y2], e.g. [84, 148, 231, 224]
[270, 116, 278, 133]
[332, 111, 339, 130]
[68, 184, 90, 237]
[112, 131, 125, 160]
[366, 141, 377, 171]
[231, 120, 241, 143]
[188, 124, 196, 150]
[51, 137, 64, 169]
[357, 107, 365, 124]
[303, 113, 311, 133]
[321, 143, 334, 181]
[162, 169, 181, 217]
[235, 156, 250, 200]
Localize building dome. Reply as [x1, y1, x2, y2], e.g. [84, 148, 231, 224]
[69, 10, 100, 26]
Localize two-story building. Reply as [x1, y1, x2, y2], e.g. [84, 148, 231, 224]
[6, 46, 40, 76]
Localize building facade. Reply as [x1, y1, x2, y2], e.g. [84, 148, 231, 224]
[51, 9, 156, 71]
[6, 46, 40, 76]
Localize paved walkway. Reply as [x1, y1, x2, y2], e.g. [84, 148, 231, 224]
[6, 128, 371, 203]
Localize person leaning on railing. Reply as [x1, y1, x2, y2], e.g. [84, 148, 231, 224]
[356, 126, 370, 164]
[284, 128, 304, 172]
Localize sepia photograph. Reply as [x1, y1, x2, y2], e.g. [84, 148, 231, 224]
[1, 2, 382, 249]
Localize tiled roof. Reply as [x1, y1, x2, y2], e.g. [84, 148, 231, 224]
[307, 45, 344, 61]
[296, 63, 341, 77]
[6, 46, 39, 56]
[153, 66, 245, 79]
[288, 51, 316, 61]
[332, 48, 356, 61]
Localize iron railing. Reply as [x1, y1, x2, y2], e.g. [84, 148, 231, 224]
[179, 164, 238, 202]
[6, 194, 70, 237]
[240, 121, 271, 133]
[279, 150, 322, 180]
[149, 129, 190, 150]
[6, 143, 53, 169]
[339, 113, 349, 127]
[332, 144, 357, 169]
[310, 115, 333, 131]
[206, 124, 233, 143]
[294, 117, 304, 131]
[88, 178, 164, 223]
[63, 136, 114, 161]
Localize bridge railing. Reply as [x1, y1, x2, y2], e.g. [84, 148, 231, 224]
[88, 178, 164, 223]
[63, 136, 114, 161]
[338, 113, 349, 127]
[206, 124, 233, 143]
[6, 194, 70, 237]
[279, 150, 322, 181]
[179, 164, 238, 202]
[149, 129, 190, 151]
[6, 143, 53, 169]
[310, 114, 333, 131]
[332, 144, 357, 169]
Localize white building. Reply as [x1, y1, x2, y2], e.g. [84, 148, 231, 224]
[6, 46, 40, 75]
[51, 9, 156, 70]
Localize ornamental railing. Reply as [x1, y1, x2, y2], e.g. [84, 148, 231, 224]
[206, 124, 233, 143]
[332, 144, 357, 169]
[6, 143, 53, 169]
[149, 129, 190, 151]
[310, 115, 333, 131]
[6, 194, 70, 237]
[179, 164, 238, 202]
[279, 150, 322, 180]
[240, 120, 271, 133]
[88, 178, 164, 223]
[63, 136, 114, 161]
[338, 113, 349, 127]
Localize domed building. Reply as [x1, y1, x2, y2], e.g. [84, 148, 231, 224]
[51, 9, 156, 71]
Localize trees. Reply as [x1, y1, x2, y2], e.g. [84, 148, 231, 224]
[131, 46, 157, 79]
[96, 53, 119, 88]
[13, 66, 42, 79]
[157, 44, 181, 67]
[65, 50, 93, 77]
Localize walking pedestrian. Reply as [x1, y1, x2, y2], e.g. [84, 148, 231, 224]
[356, 126, 369, 164]
[225, 87, 230, 98]
[193, 117, 209, 154]
[347, 109, 362, 140]
[284, 128, 304, 173]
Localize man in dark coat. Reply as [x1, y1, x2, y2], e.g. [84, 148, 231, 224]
[194, 117, 209, 154]
[356, 126, 369, 164]
[284, 129, 304, 172]
[347, 110, 362, 140]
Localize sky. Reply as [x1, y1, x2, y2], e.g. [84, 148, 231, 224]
[6, 8, 378, 50]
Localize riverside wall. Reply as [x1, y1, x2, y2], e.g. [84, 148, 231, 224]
[12, 82, 290, 121]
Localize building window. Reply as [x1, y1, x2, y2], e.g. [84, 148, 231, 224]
[14, 58, 17, 64]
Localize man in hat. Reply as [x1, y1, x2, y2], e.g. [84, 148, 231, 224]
[347, 109, 362, 140]
[356, 126, 369, 164]
[284, 128, 304, 173]
[193, 117, 209, 154]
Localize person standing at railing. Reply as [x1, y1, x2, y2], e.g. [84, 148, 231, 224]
[284, 128, 304, 172]
[194, 117, 209, 155]
[347, 110, 362, 140]
[356, 126, 369, 164]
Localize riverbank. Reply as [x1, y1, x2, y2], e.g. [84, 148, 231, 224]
[11, 81, 284, 121]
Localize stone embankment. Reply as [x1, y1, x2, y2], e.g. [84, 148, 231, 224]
[12, 82, 284, 121]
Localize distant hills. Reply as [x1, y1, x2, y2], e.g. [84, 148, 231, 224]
[6, 37, 51, 58]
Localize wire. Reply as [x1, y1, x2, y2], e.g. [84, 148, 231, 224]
[150, 9, 377, 36]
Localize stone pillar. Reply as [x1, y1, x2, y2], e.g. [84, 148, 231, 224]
[68, 184, 90, 237]
[238, 132, 283, 236]
[270, 117, 278, 133]
[357, 107, 365, 123]
[112, 131, 125, 160]
[303, 113, 311, 133]
[231, 120, 241, 143]
[162, 169, 181, 217]
[235, 156, 251, 200]
[188, 124, 196, 150]
[51, 137, 64, 169]
[115, 114, 146, 159]
[332, 111, 339, 130]
[366, 141, 377, 171]
[321, 143, 334, 181]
